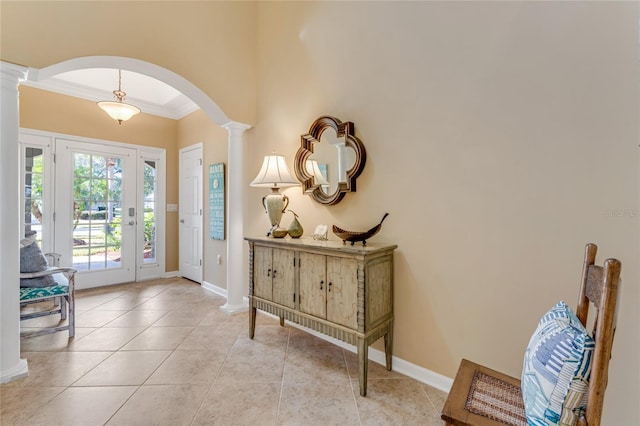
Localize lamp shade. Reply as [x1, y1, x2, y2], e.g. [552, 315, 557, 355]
[97, 100, 141, 124]
[97, 69, 141, 125]
[305, 160, 329, 186]
[250, 155, 299, 188]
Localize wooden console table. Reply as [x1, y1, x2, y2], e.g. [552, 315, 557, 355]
[246, 236, 396, 396]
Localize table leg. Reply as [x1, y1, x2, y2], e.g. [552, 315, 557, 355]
[384, 325, 393, 371]
[249, 305, 256, 339]
[358, 337, 368, 396]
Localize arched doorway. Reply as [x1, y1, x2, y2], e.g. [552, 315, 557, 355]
[1, 56, 250, 384]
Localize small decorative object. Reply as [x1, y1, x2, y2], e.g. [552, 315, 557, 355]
[332, 213, 389, 246]
[271, 227, 288, 238]
[287, 210, 304, 238]
[313, 224, 329, 241]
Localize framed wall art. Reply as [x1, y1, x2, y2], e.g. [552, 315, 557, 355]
[209, 162, 225, 240]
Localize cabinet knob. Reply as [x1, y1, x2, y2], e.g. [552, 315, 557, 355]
[320, 280, 324, 290]
[328, 282, 332, 292]
[273, 270, 277, 277]
[267, 268, 271, 277]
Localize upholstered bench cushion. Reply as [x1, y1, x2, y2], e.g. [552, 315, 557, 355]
[20, 283, 69, 302]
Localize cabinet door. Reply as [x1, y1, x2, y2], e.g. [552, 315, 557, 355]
[326, 257, 358, 329]
[253, 246, 272, 300]
[299, 252, 326, 318]
[272, 248, 296, 308]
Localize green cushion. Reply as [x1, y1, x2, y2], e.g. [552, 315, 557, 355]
[20, 284, 69, 301]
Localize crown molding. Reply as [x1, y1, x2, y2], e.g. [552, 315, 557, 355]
[22, 77, 198, 120]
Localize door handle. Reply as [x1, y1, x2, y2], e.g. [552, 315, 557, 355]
[180, 219, 185, 223]
[128, 221, 135, 226]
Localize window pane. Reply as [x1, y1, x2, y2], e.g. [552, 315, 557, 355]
[92, 156, 107, 178]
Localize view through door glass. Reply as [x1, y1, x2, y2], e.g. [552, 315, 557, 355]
[23, 147, 45, 245]
[72, 153, 124, 271]
[143, 160, 157, 264]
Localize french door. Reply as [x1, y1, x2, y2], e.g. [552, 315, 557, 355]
[55, 139, 137, 287]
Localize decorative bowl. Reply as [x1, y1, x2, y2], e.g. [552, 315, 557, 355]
[332, 213, 389, 246]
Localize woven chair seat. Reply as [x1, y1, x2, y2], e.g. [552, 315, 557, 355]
[464, 371, 526, 426]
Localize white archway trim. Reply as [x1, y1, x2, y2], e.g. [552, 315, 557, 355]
[26, 56, 230, 126]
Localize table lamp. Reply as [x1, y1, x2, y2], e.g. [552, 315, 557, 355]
[250, 153, 299, 236]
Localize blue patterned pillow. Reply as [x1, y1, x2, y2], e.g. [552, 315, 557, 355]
[521, 301, 594, 426]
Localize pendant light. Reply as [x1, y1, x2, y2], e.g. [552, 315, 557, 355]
[97, 70, 141, 124]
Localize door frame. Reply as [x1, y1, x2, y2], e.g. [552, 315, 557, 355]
[19, 128, 166, 289]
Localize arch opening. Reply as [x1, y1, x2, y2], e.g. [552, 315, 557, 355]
[26, 55, 232, 126]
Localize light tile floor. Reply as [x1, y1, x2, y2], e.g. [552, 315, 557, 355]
[2, 277, 447, 425]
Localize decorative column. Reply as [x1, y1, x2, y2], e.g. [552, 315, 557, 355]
[220, 121, 251, 314]
[1, 61, 29, 383]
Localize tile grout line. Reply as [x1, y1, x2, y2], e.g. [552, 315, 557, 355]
[275, 324, 292, 426]
[187, 309, 242, 425]
[343, 348, 364, 426]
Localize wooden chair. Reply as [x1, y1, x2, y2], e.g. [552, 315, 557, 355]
[441, 243, 622, 426]
[20, 253, 76, 339]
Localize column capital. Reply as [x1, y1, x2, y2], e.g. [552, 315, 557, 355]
[222, 120, 251, 135]
[1, 61, 28, 87]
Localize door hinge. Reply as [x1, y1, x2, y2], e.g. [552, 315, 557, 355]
[293, 293, 295, 303]
[293, 258, 296, 267]
[199, 259, 202, 266]
[200, 209, 202, 215]
[53, 153, 56, 164]
[199, 158, 202, 166]
[52, 212, 55, 222]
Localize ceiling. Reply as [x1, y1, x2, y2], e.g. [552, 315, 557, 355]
[23, 68, 199, 120]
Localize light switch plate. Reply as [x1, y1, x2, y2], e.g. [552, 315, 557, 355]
[166, 204, 178, 212]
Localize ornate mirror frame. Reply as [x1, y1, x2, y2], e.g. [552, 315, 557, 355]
[294, 115, 367, 205]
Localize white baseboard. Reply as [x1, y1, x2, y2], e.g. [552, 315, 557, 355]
[164, 270, 180, 278]
[0, 359, 29, 384]
[201, 281, 227, 297]
[196, 286, 453, 392]
[256, 310, 453, 393]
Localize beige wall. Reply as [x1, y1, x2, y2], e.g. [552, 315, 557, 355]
[3, 2, 639, 424]
[18, 86, 181, 271]
[177, 109, 229, 288]
[1, 1, 257, 124]
[253, 2, 639, 425]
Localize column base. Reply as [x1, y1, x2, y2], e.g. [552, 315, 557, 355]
[1, 358, 28, 384]
[219, 303, 248, 315]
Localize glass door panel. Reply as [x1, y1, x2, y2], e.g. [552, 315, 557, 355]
[71, 153, 125, 271]
[143, 160, 157, 264]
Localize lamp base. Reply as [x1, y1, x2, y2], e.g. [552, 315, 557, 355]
[262, 190, 289, 237]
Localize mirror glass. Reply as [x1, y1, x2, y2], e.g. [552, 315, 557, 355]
[307, 127, 356, 195]
[294, 116, 366, 205]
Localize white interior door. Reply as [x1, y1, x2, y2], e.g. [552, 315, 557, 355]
[55, 138, 137, 288]
[179, 144, 203, 283]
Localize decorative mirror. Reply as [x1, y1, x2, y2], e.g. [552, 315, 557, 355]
[294, 115, 366, 205]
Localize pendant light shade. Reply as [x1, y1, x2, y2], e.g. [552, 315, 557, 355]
[97, 70, 141, 124]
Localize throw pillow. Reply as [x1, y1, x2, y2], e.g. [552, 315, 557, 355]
[19, 238, 56, 288]
[20, 238, 48, 273]
[521, 301, 594, 426]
